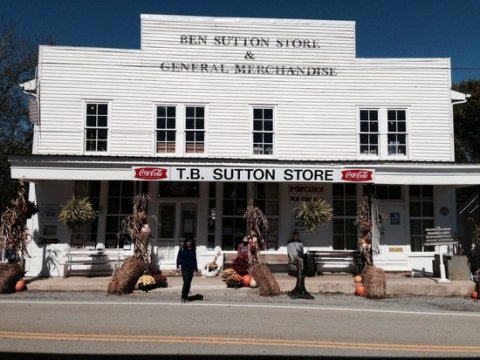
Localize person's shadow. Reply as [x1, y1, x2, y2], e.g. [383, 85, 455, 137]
[186, 293, 204, 302]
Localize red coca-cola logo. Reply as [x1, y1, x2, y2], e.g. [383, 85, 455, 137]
[134, 167, 168, 180]
[341, 169, 373, 182]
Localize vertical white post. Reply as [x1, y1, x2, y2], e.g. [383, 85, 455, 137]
[437, 245, 451, 284]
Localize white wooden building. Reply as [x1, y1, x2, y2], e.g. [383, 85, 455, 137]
[10, 14, 480, 277]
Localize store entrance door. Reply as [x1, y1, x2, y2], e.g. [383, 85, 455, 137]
[157, 202, 198, 262]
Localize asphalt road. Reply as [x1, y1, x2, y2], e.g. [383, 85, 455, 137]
[1, 291, 480, 358]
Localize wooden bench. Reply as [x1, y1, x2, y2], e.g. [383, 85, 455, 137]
[309, 250, 355, 274]
[63, 248, 129, 278]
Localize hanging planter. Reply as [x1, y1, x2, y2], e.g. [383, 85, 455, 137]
[293, 198, 333, 232]
[58, 197, 96, 229]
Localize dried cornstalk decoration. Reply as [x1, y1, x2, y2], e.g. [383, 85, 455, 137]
[250, 263, 281, 297]
[0, 180, 38, 262]
[107, 256, 145, 295]
[244, 199, 269, 250]
[354, 196, 373, 266]
[119, 194, 151, 264]
[107, 194, 151, 295]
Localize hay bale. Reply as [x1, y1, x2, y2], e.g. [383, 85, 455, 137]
[362, 265, 386, 299]
[250, 263, 280, 297]
[107, 256, 145, 295]
[0, 263, 23, 294]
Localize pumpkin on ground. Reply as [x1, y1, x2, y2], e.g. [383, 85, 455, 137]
[354, 275, 362, 284]
[15, 279, 26, 292]
[242, 274, 251, 287]
[471, 291, 478, 300]
[355, 284, 365, 297]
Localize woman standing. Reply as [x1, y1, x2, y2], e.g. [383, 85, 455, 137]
[176, 238, 198, 303]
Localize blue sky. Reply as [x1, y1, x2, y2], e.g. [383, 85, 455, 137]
[1, 0, 479, 83]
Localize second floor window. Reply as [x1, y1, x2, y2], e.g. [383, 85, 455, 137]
[85, 103, 108, 152]
[253, 107, 274, 155]
[387, 110, 407, 156]
[359, 109, 379, 155]
[185, 106, 205, 153]
[156, 106, 176, 153]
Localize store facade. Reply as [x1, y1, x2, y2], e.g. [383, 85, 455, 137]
[10, 14, 480, 277]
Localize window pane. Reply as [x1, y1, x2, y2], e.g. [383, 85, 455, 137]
[186, 107, 194, 118]
[360, 110, 368, 121]
[98, 104, 108, 115]
[166, 131, 175, 141]
[157, 106, 166, 117]
[264, 133, 273, 143]
[86, 116, 96, 127]
[167, 107, 175, 117]
[370, 110, 378, 121]
[398, 110, 406, 121]
[86, 104, 97, 115]
[157, 132, 166, 141]
[360, 121, 368, 132]
[264, 120, 273, 131]
[196, 107, 204, 118]
[398, 121, 406, 132]
[410, 201, 421, 217]
[253, 120, 262, 131]
[388, 110, 396, 120]
[423, 202, 434, 217]
[167, 118, 175, 129]
[196, 131, 204, 142]
[370, 121, 378, 132]
[253, 133, 263, 143]
[157, 118, 166, 129]
[388, 121, 396, 132]
[197, 118, 204, 130]
[264, 108, 273, 119]
[98, 129, 108, 139]
[98, 116, 107, 127]
[333, 200, 344, 216]
[97, 141, 107, 151]
[186, 118, 194, 129]
[253, 108, 262, 119]
[186, 132, 194, 141]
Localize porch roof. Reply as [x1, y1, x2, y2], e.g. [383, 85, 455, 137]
[9, 154, 480, 185]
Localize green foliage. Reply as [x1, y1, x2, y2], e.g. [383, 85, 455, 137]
[452, 80, 480, 163]
[293, 198, 333, 232]
[57, 197, 96, 229]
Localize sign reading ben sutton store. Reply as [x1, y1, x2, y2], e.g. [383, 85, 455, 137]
[132, 166, 374, 183]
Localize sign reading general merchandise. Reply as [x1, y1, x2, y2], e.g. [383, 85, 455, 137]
[132, 166, 374, 183]
[159, 34, 337, 77]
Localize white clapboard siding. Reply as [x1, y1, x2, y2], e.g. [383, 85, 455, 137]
[34, 15, 454, 161]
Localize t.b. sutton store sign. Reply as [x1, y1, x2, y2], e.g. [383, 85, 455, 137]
[132, 166, 374, 183]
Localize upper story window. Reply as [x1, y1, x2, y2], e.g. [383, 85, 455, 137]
[359, 109, 379, 156]
[387, 110, 407, 156]
[85, 103, 108, 152]
[252, 107, 274, 155]
[358, 107, 408, 158]
[185, 106, 205, 153]
[156, 106, 176, 153]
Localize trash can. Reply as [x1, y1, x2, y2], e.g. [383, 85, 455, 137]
[304, 252, 316, 277]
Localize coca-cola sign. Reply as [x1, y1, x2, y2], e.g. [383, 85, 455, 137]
[341, 169, 374, 182]
[133, 167, 168, 180]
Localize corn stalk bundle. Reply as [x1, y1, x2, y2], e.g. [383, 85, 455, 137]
[293, 198, 333, 232]
[0, 263, 23, 294]
[107, 256, 146, 295]
[119, 194, 151, 264]
[354, 197, 374, 266]
[57, 197, 96, 228]
[362, 265, 386, 299]
[243, 199, 269, 251]
[250, 263, 280, 297]
[0, 180, 38, 262]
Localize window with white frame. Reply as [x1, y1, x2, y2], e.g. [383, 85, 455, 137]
[359, 109, 379, 155]
[185, 106, 205, 153]
[252, 107, 274, 155]
[387, 109, 407, 156]
[85, 103, 108, 152]
[156, 105, 176, 153]
[409, 185, 434, 252]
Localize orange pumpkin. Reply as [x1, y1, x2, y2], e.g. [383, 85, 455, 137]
[355, 284, 365, 297]
[242, 275, 251, 287]
[15, 279, 26, 292]
[471, 291, 478, 300]
[354, 275, 363, 284]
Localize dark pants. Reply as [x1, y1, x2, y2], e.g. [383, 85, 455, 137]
[181, 268, 195, 300]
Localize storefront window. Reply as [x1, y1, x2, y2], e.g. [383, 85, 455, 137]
[70, 181, 100, 248]
[409, 185, 434, 252]
[105, 181, 148, 249]
[222, 183, 247, 250]
[254, 183, 279, 250]
[332, 184, 357, 250]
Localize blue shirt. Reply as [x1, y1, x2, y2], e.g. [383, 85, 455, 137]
[176, 246, 198, 271]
